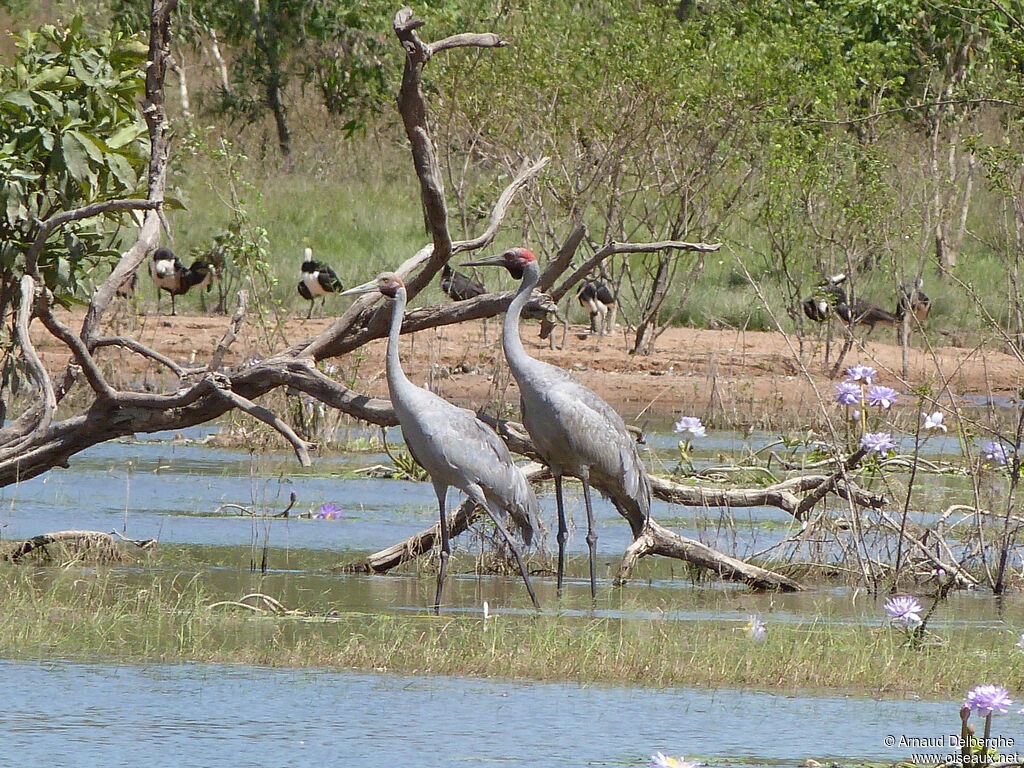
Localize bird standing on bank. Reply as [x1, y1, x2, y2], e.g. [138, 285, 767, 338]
[440, 264, 486, 302]
[341, 272, 541, 613]
[149, 247, 215, 316]
[298, 247, 344, 319]
[463, 248, 651, 599]
[897, 278, 931, 325]
[801, 273, 897, 333]
[576, 278, 617, 336]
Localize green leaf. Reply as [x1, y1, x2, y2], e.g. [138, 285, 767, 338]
[28, 65, 69, 89]
[57, 132, 90, 181]
[106, 123, 145, 149]
[105, 152, 136, 188]
[1, 91, 35, 110]
[69, 130, 104, 164]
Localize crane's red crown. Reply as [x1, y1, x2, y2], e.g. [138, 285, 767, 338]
[503, 247, 536, 264]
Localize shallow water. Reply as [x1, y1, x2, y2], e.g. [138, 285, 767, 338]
[2, 659, 1003, 768]
[0, 423, 981, 566]
[2, 424, 1024, 766]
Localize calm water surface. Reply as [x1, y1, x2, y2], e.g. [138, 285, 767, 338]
[0, 659, 993, 768]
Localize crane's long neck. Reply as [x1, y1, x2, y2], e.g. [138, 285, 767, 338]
[503, 260, 541, 377]
[385, 288, 415, 400]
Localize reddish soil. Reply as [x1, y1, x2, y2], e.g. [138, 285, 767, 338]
[33, 308, 1024, 426]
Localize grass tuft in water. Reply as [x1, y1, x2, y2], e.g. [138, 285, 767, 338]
[1, 566, 1022, 697]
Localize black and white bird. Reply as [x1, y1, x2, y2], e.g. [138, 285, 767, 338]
[440, 264, 486, 302]
[297, 247, 344, 319]
[802, 273, 897, 333]
[149, 248, 215, 316]
[576, 278, 617, 336]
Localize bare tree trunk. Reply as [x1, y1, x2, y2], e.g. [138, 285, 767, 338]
[252, 0, 290, 156]
[209, 28, 232, 96]
[168, 50, 191, 121]
[631, 256, 670, 355]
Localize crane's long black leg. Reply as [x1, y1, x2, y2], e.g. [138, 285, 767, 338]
[481, 498, 541, 611]
[553, 474, 568, 598]
[306, 301, 313, 320]
[580, 473, 598, 601]
[433, 483, 450, 615]
[170, 292, 177, 317]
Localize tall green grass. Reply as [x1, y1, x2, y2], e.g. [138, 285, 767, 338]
[2, 565, 1021, 695]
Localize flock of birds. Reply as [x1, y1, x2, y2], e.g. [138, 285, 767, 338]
[125, 244, 620, 342]
[121, 244, 932, 611]
[801, 272, 931, 334]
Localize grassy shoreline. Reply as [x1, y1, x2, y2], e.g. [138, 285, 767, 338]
[2, 566, 1020, 699]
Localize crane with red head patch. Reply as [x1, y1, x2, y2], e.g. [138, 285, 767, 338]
[341, 271, 541, 613]
[463, 247, 650, 600]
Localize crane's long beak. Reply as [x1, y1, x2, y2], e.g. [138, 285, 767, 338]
[460, 254, 506, 268]
[340, 279, 379, 296]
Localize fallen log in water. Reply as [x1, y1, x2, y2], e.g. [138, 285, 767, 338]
[1, 530, 156, 564]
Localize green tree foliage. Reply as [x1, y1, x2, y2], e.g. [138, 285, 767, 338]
[0, 17, 149, 301]
[195, 0, 393, 153]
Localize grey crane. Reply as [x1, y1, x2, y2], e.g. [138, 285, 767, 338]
[341, 272, 541, 612]
[462, 248, 651, 599]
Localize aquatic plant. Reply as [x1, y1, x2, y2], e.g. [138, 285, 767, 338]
[673, 417, 706, 438]
[962, 684, 1014, 757]
[746, 615, 767, 644]
[312, 503, 343, 520]
[833, 381, 861, 406]
[981, 441, 1009, 466]
[964, 684, 1013, 715]
[866, 385, 898, 409]
[650, 752, 699, 768]
[673, 417, 706, 474]
[860, 432, 897, 455]
[884, 596, 923, 626]
[844, 365, 876, 384]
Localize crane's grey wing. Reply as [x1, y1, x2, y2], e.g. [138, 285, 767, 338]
[545, 377, 651, 520]
[413, 396, 538, 545]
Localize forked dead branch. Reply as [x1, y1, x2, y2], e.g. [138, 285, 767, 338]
[3, 2, 953, 594]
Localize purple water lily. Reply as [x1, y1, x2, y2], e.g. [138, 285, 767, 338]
[313, 503, 343, 520]
[834, 381, 861, 406]
[674, 416, 706, 438]
[746, 615, 767, 643]
[884, 595, 923, 626]
[982, 441, 1010, 466]
[861, 432, 897, 454]
[845, 364, 877, 385]
[963, 685, 1013, 715]
[866, 385, 899, 409]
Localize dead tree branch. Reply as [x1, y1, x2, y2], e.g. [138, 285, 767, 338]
[550, 239, 722, 303]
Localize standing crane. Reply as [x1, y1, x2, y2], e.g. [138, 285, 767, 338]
[463, 248, 651, 599]
[341, 272, 541, 613]
[298, 248, 344, 319]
